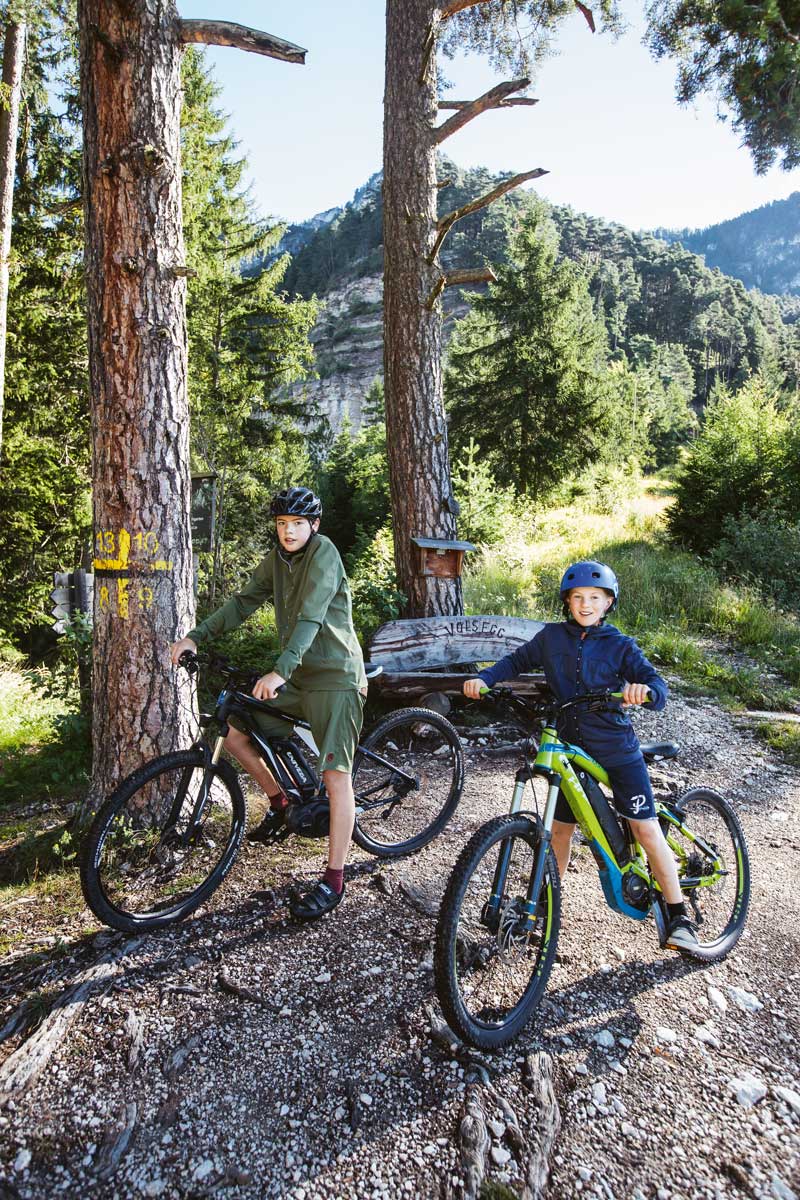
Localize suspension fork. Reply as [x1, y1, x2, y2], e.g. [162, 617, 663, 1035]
[522, 780, 560, 924]
[166, 736, 227, 844]
[483, 774, 559, 928]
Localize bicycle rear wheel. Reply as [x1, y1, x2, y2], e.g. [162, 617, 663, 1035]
[81, 750, 246, 933]
[435, 815, 561, 1049]
[351, 707, 464, 857]
[663, 787, 750, 961]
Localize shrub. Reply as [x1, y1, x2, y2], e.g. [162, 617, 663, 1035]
[451, 439, 519, 546]
[668, 377, 789, 553]
[348, 526, 406, 644]
[709, 512, 800, 610]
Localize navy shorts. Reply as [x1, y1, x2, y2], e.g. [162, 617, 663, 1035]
[554, 755, 656, 823]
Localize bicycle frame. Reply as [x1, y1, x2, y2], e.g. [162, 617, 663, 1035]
[484, 690, 730, 940]
[528, 722, 654, 922]
[191, 680, 419, 819]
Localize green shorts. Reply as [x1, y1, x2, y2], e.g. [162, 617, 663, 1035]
[238, 684, 365, 775]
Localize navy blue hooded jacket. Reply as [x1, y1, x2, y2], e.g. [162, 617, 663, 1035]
[478, 621, 668, 767]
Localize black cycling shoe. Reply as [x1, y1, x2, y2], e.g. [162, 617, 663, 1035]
[247, 809, 287, 844]
[289, 880, 345, 920]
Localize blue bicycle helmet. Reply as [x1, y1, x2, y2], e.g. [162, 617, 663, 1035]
[559, 560, 619, 609]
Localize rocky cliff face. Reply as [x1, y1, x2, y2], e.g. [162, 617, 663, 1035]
[283, 273, 470, 436]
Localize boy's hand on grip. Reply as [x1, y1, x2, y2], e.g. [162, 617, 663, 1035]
[621, 682, 650, 707]
[253, 671, 286, 701]
[463, 678, 485, 701]
[170, 636, 197, 666]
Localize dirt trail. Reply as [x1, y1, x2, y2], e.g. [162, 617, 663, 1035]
[0, 688, 798, 1200]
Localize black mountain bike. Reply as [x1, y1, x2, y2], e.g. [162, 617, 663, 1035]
[81, 652, 464, 933]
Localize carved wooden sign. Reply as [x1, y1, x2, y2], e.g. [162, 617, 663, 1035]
[369, 614, 544, 671]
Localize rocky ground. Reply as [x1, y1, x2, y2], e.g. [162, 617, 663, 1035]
[0, 687, 798, 1200]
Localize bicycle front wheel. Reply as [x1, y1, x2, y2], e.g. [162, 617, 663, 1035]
[664, 787, 750, 961]
[81, 750, 246, 933]
[351, 707, 464, 857]
[435, 815, 561, 1050]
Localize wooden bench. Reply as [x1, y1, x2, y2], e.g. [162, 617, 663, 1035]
[367, 614, 551, 707]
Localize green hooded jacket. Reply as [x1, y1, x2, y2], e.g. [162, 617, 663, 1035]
[187, 535, 366, 691]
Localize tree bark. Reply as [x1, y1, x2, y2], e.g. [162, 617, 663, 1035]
[383, 0, 462, 617]
[0, 18, 26, 466]
[78, 0, 195, 814]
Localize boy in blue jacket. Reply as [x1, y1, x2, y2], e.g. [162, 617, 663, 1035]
[464, 560, 697, 952]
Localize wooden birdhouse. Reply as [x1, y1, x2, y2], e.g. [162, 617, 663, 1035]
[411, 536, 476, 579]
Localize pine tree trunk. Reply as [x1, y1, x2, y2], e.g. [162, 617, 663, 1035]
[383, 0, 462, 617]
[78, 0, 195, 816]
[0, 18, 26, 466]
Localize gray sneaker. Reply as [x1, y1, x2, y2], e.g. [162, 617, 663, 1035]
[664, 914, 699, 952]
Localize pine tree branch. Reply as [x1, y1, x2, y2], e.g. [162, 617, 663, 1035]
[178, 20, 306, 64]
[429, 168, 548, 262]
[434, 77, 531, 144]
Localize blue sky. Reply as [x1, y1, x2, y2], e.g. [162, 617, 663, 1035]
[183, 1, 800, 232]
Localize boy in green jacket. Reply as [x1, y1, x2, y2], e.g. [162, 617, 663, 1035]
[170, 486, 367, 919]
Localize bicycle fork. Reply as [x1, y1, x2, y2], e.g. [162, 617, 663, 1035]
[481, 773, 560, 935]
[165, 737, 227, 847]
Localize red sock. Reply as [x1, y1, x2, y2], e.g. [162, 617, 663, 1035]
[269, 791, 288, 812]
[323, 866, 344, 894]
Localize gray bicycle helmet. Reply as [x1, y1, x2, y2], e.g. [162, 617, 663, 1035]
[269, 486, 322, 520]
[559, 560, 619, 609]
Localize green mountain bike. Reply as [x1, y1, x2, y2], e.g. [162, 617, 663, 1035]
[434, 687, 750, 1049]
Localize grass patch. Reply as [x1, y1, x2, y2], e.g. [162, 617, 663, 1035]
[0, 666, 90, 808]
[755, 720, 800, 768]
[463, 476, 800, 711]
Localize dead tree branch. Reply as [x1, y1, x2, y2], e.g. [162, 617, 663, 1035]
[434, 77, 531, 143]
[424, 266, 497, 310]
[441, 0, 493, 20]
[439, 96, 538, 109]
[429, 168, 548, 262]
[178, 20, 306, 63]
[0, 939, 143, 1102]
[445, 267, 497, 287]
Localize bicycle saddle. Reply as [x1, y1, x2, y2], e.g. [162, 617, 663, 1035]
[640, 741, 680, 762]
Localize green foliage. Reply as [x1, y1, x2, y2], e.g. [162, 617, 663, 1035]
[668, 377, 793, 553]
[446, 201, 612, 499]
[439, 0, 623, 75]
[709, 512, 800, 608]
[347, 526, 406, 644]
[755, 720, 800, 768]
[284, 158, 789, 413]
[317, 382, 392, 565]
[181, 48, 319, 609]
[656, 193, 800, 297]
[603, 357, 697, 469]
[0, 666, 90, 806]
[450, 439, 519, 545]
[210, 606, 280, 672]
[0, 5, 90, 651]
[645, 1, 800, 173]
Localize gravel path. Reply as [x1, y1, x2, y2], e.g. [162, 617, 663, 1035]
[1, 688, 798, 1200]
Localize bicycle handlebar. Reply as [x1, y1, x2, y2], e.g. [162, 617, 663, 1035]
[177, 649, 289, 700]
[478, 685, 650, 717]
